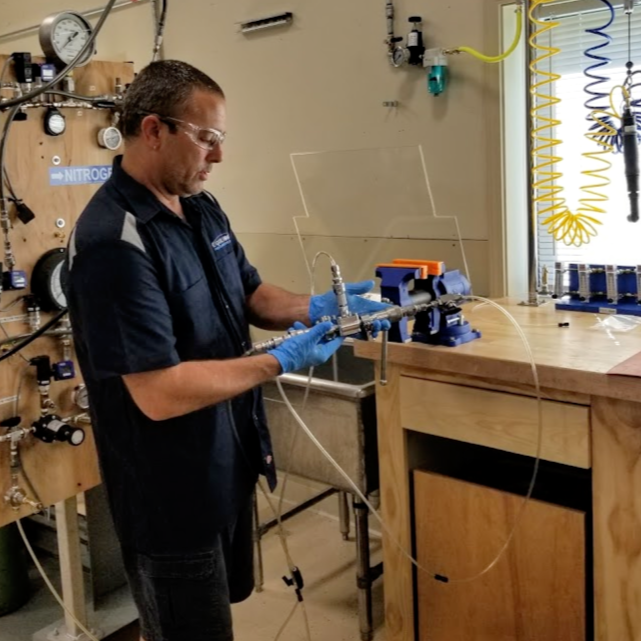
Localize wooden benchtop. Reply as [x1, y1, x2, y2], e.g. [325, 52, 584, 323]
[354, 298, 641, 402]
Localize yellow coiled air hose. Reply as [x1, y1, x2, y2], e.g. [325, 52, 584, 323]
[530, 0, 604, 246]
[576, 101, 620, 232]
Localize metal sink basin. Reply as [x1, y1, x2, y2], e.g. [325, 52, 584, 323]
[262, 342, 379, 494]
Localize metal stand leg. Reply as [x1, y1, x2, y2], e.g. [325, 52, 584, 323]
[339, 491, 350, 541]
[252, 490, 264, 593]
[354, 498, 373, 641]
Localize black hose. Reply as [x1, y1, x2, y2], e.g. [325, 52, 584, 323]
[42, 90, 117, 104]
[0, 104, 21, 202]
[0, 309, 68, 364]
[3, 167, 17, 200]
[153, 0, 168, 61]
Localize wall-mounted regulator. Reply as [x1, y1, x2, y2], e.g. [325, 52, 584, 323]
[387, 14, 425, 68]
[384, 6, 449, 96]
[32, 414, 85, 447]
[384, 2, 522, 97]
[406, 17, 425, 66]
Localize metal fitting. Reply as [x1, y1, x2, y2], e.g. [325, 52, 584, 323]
[4, 485, 43, 511]
[336, 314, 362, 337]
[330, 263, 350, 318]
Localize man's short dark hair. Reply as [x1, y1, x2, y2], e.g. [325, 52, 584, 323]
[120, 60, 225, 139]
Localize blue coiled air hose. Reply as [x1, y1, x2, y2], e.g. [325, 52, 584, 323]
[584, 0, 617, 147]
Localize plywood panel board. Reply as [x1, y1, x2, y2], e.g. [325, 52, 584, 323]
[592, 396, 641, 641]
[414, 471, 586, 641]
[0, 57, 134, 527]
[374, 364, 414, 641]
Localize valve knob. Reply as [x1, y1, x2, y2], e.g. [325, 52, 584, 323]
[0, 416, 21, 429]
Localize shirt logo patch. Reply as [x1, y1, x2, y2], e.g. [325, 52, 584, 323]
[211, 233, 231, 251]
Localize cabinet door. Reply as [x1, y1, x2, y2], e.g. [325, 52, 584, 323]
[414, 471, 586, 641]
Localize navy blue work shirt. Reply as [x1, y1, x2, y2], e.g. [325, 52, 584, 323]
[64, 156, 276, 555]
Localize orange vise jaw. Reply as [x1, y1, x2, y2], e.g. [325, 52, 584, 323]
[374, 259, 444, 279]
[392, 259, 444, 276]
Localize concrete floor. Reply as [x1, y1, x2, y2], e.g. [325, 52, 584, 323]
[237, 504, 384, 641]
[2, 490, 385, 641]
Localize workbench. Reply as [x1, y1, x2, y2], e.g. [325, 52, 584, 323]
[355, 299, 641, 641]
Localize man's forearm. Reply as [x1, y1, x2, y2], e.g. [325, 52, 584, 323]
[246, 283, 310, 330]
[123, 355, 281, 421]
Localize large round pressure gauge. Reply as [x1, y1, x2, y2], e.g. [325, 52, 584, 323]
[39, 11, 95, 68]
[31, 248, 68, 312]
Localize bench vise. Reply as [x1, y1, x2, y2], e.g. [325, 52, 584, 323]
[375, 259, 480, 346]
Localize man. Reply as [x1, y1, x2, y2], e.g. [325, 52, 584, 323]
[64, 60, 388, 641]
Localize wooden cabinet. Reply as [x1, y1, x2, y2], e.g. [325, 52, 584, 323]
[355, 300, 641, 641]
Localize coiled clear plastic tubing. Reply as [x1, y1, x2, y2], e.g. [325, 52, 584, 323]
[278, 295, 544, 585]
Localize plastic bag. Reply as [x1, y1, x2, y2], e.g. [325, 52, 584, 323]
[591, 315, 641, 332]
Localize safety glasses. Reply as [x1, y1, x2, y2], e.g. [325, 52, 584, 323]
[141, 112, 226, 151]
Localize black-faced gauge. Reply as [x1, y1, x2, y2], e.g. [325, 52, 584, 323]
[31, 248, 67, 312]
[44, 108, 66, 136]
[39, 11, 95, 68]
[97, 126, 123, 151]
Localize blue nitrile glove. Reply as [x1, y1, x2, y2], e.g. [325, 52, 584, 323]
[269, 321, 344, 374]
[309, 280, 392, 338]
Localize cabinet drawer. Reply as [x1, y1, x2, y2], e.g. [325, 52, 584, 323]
[400, 378, 590, 468]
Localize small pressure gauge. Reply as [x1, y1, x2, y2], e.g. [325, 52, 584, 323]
[97, 126, 123, 151]
[391, 46, 408, 68]
[72, 384, 90, 411]
[31, 248, 68, 312]
[39, 11, 95, 68]
[44, 108, 66, 136]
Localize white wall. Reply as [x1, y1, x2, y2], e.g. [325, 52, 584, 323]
[0, 0, 509, 296]
[163, 0, 505, 296]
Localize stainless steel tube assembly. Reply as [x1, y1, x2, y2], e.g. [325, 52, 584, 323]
[246, 301, 436, 356]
